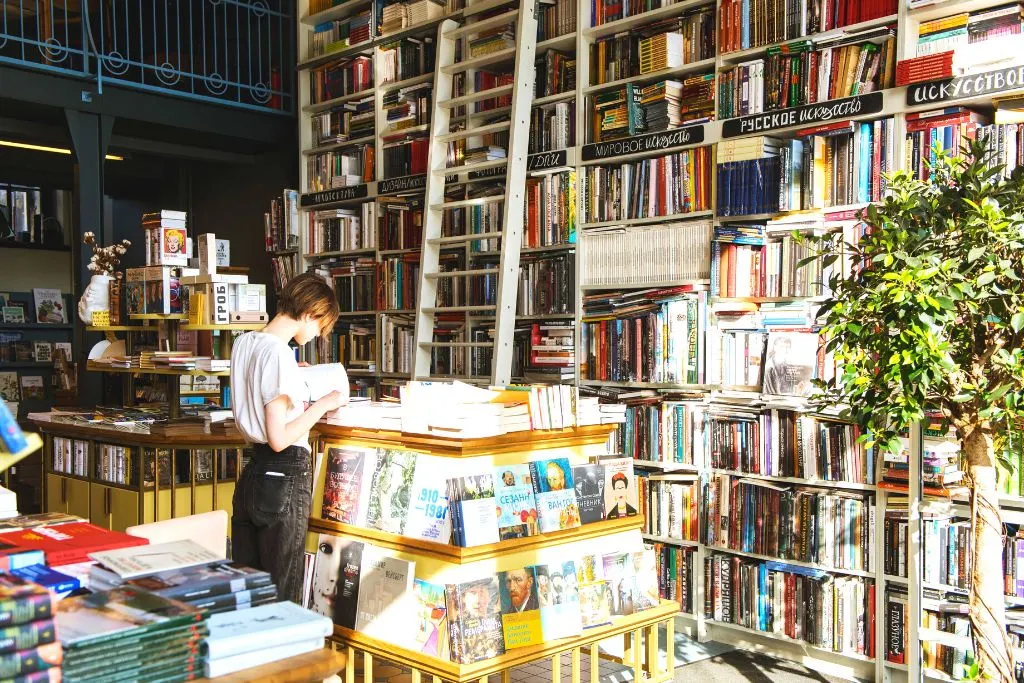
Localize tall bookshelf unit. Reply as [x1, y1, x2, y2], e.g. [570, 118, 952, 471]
[296, 0, 1024, 678]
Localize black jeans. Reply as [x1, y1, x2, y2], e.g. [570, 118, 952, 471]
[231, 444, 311, 604]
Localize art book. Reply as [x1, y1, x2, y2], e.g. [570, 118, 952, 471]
[528, 458, 581, 533]
[762, 330, 819, 397]
[572, 463, 606, 525]
[364, 449, 417, 535]
[18, 377, 43, 402]
[602, 457, 638, 520]
[602, 553, 637, 616]
[534, 560, 582, 640]
[320, 446, 376, 527]
[404, 454, 453, 544]
[631, 549, 660, 612]
[447, 474, 499, 548]
[497, 567, 542, 649]
[354, 547, 414, 640]
[309, 534, 364, 630]
[411, 579, 449, 658]
[445, 577, 505, 664]
[493, 464, 538, 540]
[31, 289, 65, 324]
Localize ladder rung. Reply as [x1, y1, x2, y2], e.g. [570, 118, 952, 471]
[444, 9, 519, 38]
[439, 158, 508, 175]
[419, 341, 493, 348]
[425, 268, 499, 278]
[432, 195, 503, 210]
[442, 47, 517, 74]
[438, 121, 510, 143]
[422, 305, 498, 313]
[429, 233, 502, 245]
[439, 84, 514, 109]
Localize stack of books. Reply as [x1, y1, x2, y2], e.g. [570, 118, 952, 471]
[204, 601, 333, 677]
[0, 575, 62, 681]
[0, 522, 148, 567]
[638, 32, 684, 74]
[880, 429, 966, 496]
[592, 85, 646, 142]
[468, 27, 515, 57]
[57, 587, 207, 681]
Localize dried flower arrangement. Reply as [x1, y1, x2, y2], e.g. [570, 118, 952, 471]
[83, 232, 131, 275]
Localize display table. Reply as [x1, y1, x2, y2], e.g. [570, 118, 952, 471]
[201, 647, 347, 683]
[308, 423, 678, 683]
[30, 412, 246, 531]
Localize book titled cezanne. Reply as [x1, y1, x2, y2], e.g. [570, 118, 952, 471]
[445, 577, 505, 664]
[528, 458, 581, 532]
[493, 464, 538, 540]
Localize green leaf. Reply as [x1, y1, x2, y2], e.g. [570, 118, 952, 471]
[968, 246, 987, 262]
[1012, 312, 1024, 333]
[978, 271, 996, 286]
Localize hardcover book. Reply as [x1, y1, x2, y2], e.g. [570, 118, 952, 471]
[187, 585, 278, 614]
[0, 575, 55, 627]
[309, 534, 364, 630]
[528, 458, 581, 533]
[447, 473, 500, 547]
[497, 567, 542, 649]
[204, 600, 332, 660]
[123, 562, 272, 602]
[631, 549, 661, 612]
[403, 454, 453, 543]
[572, 463, 606, 525]
[10, 565, 79, 598]
[411, 579, 449, 658]
[31, 289, 65, 325]
[602, 553, 638, 616]
[0, 618, 56, 655]
[445, 576, 505, 664]
[354, 547, 415, 639]
[364, 448, 417, 535]
[493, 464, 539, 540]
[1, 522, 149, 566]
[0, 641, 62, 678]
[534, 560, 583, 640]
[762, 330, 819, 397]
[88, 539, 223, 579]
[602, 457, 639, 520]
[56, 587, 203, 648]
[320, 446, 377, 526]
[577, 581, 613, 628]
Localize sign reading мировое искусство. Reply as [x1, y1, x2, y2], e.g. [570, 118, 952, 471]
[906, 65, 1024, 106]
[581, 124, 706, 161]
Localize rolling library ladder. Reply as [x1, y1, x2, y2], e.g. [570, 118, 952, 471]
[412, 0, 539, 385]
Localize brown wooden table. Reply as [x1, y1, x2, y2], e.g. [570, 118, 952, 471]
[201, 647, 347, 683]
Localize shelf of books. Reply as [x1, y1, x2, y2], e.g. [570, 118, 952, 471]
[303, 391, 679, 683]
[296, 0, 580, 396]
[291, 0, 1024, 677]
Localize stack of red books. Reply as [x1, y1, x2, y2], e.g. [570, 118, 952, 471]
[896, 51, 959, 86]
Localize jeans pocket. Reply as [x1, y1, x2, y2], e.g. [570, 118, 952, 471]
[255, 472, 295, 516]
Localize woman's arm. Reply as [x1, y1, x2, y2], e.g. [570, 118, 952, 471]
[264, 391, 346, 452]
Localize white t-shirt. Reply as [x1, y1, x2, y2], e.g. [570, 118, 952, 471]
[230, 332, 311, 452]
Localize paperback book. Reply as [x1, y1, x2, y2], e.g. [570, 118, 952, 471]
[321, 446, 377, 526]
[365, 448, 418, 535]
[309, 534, 364, 630]
[447, 474, 500, 547]
[411, 579, 449, 658]
[497, 567, 543, 649]
[602, 458, 638, 520]
[445, 577, 505, 664]
[528, 458, 581, 533]
[354, 547, 415, 639]
[493, 464, 539, 540]
[535, 560, 583, 640]
[572, 463, 606, 525]
[404, 454, 453, 543]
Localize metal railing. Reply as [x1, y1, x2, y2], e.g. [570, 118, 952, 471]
[1, 0, 293, 114]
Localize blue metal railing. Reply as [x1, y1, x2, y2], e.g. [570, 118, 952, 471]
[1, 0, 293, 115]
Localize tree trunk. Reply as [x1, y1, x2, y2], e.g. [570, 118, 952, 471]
[965, 427, 1014, 682]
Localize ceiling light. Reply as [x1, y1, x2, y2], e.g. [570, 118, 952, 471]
[0, 140, 124, 161]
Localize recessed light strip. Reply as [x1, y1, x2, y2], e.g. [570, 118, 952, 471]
[0, 140, 124, 161]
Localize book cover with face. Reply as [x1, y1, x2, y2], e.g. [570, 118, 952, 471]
[445, 576, 505, 664]
[497, 567, 542, 649]
[534, 560, 582, 640]
[528, 458, 581, 533]
[493, 464, 538, 540]
[572, 463, 606, 524]
[603, 457, 638, 520]
[309, 534, 363, 630]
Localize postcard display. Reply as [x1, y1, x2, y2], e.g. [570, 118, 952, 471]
[306, 423, 679, 683]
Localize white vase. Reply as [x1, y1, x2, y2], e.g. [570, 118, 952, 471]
[78, 273, 113, 324]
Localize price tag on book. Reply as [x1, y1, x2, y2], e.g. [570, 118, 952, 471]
[91, 311, 110, 327]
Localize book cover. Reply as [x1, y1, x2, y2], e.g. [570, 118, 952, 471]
[364, 448, 417, 535]
[309, 534, 363, 630]
[572, 463, 606, 525]
[123, 562, 272, 602]
[602, 553, 638, 616]
[0, 618, 56, 656]
[354, 547, 415, 639]
[493, 464, 539, 540]
[762, 330, 819, 396]
[320, 446, 376, 526]
[404, 454, 453, 544]
[411, 579, 449, 658]
[447, 474, 500, 547]
[535, 560, 583, 640]
[56, 586, 203, 648]
[0, 641, 62, 678]
[205, 637, 323, 678]
[10, 565, 79, 598]
[89, 539, 223, 579]
[0, 575, 55, 627]
[602, 457, 638, 520]
[631, 549, 661, 612]
[18, 376, 44, 402]
[204, 600, 332, 660]
[158, 227, 189, 267]
[497, 567, 542, 649]
[528, 458, 581, 533]
[577, 581, 612, 628]
[445, 577, 505, 664]
[186, 585, 277, 613]
[2, 522, 149, 566]
[31, 289, 65, 324]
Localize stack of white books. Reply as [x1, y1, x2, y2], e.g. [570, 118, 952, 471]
[203, 601, 333, 677]
[0, 485, 18, 519]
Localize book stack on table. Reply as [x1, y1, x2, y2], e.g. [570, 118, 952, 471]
[0, 575, 62, 682]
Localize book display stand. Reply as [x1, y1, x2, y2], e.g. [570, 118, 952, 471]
[307, 423, 679, 682]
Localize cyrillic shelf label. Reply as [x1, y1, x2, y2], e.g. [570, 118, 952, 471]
[721, 92, 884, 138]
[299, 184, 369, 207]
[906, 66, 1024, 106]
[581, 124, 706, 161]
[527, 149, 568, 170]
[379, 174, 427, 195]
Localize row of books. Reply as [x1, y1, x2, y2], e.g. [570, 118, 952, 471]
[52, 437, 88, 477]
[310, 320, 376, 370]
[718, 0, 898, 54]
[638, 474, 699, 541]
[319, 258, 377, 312]
[703, 473, 874, 571]
[610, 397, 706, 466]
[905, 107, 985, 181]
[270, 254, 298, 293]
[649, 543, 696, 613]
[880, 434, 965, 495]
[883, 510, 972, 590]
[579, 220, 711, 288]
[580, 288, 707, 385]
[309, 532, 662, 664]
[705, 554, 876, 658]
[382, 136, 429, 178]
[708, 406, 872, 484]
[529, 101, 576, 153]
[306, 146, 374, 193]
[309, 55, 372, 104]
[711, 219, 831, 299]
[538, 0, 576, 40]
[322, 444, 639, 544]
[524, 171, 577, 247]
[709, 328, 832, 396]
[308, 204, 378, 255]
[536, 50, 576, 98]
[309, 12, 372, 59]
[589, 12, 715, 85]
[379, 196, 424, 251]
[264, 189, 299, 253]
[582, 146, 713, 223]
[383, 82, 432, 133]
[312, 96, 374, 146]
[885, 586, 974, 678]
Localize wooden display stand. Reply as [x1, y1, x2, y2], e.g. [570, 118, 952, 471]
[307, 423, 679, 683]
[30, 415, 245, 532]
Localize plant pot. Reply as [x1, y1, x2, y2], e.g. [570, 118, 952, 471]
[78, 273, 112, 324]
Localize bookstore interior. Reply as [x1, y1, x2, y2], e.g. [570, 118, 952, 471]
[8, 0, 1024, 680]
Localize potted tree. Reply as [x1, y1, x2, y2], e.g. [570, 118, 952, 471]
[811, 138, 1021, 682]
